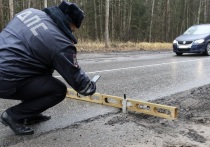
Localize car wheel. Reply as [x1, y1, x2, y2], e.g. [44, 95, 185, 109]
[176, 52, 183, 56]
[204, 43, 210, 56]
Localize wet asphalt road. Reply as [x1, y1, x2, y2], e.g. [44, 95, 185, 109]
[1, 50, 210, 146]
[77, 51, 210, 100]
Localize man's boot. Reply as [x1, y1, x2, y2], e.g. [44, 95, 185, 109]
[1, 111, 34, 135]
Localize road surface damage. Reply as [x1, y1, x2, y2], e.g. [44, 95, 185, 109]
[2, 84, 210, 147]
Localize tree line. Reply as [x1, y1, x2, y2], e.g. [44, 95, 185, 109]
[0, 0, 210, 44]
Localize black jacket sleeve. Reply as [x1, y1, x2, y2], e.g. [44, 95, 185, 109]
[52, 45, 96, 96]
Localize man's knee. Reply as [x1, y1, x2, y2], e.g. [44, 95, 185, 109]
[54, 81, 67, 102]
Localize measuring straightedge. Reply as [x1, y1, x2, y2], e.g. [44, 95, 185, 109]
[66, 88, 178, 120]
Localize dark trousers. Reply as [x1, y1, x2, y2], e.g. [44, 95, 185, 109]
[0, 75, 67, 121]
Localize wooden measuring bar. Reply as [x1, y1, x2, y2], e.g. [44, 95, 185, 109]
[126, 99, 177, 119]
[66, 88, 178, 120]
[66, 88, 103, 104]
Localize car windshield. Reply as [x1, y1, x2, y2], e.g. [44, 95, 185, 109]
[184, 25, 210, 35]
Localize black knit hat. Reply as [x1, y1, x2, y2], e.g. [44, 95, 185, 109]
[58, 1, 84, 28]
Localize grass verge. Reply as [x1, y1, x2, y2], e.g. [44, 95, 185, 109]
[75, 41, 172, 52]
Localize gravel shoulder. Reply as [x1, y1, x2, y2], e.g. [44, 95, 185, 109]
[5, 84, 210, 147]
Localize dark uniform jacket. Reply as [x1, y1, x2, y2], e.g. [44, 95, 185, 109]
[0, 8, 93, 95]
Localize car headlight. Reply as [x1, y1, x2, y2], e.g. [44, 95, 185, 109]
[194, 39, 205, 44]
[173, 40, 177, 44]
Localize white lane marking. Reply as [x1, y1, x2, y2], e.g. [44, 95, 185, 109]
[53, 58, 210, 78]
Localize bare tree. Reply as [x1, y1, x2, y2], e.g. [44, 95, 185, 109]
[28, 0, 31, 8]
[197, 0, 202, 24]
[111, 0, 114, 41]
[99, 0, 103, 41]
[122, 0, 126, 38]
[0, 0, 3, 30]
[127, 0, 133, 40]
[9, 0, 14, 20]
[204, 0, 207, 23]
[105, 0, 110, 48]
[93, 0, 99, 40]
[149, 0, 155, 42]
[44, 0, 48, 8]
[166, 0, 170, 41]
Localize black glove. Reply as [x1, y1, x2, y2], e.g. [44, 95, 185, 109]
[79, 81, 96, 96]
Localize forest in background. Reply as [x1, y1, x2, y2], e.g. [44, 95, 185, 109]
[0, 0, 210, 45]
